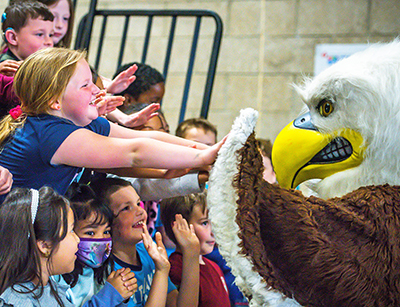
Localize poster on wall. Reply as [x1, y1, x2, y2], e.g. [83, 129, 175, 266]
[314, 44, 369, 76]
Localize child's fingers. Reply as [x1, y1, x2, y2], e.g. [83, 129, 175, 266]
[120, 267, 131, 277]
[155, 231, 166, 250]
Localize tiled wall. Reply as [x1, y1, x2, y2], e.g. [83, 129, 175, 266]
[2, 0, 399, 140]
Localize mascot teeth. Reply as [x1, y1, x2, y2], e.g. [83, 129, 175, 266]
[310, 136, 352, 163]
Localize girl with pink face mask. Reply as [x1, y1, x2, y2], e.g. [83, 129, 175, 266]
[54, 183, 137, 307]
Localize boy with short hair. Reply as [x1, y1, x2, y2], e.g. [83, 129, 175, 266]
[175, 117, 217, 146]
[160, 193, 231, 307]
[1, 1, 54, 62]
[91, 177, 200, 307]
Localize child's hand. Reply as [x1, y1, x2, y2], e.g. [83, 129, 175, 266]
[0, 166, 12, 195]
[172, 214, 200, 257]
[107, 267, 137, 300]
[119, 103, 160, 128]
[94, 91, 125, 116]
[199, 134, 229, 165]
[142, 226, 170, 272]
[106, 64, 137, 95]
[0, 60, 21, 77]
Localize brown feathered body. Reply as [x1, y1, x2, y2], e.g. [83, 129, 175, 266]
[235, 133, 400, 307]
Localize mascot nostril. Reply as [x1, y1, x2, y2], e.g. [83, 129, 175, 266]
[208, 40, 400, 307]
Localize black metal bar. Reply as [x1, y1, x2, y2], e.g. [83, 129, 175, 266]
[141, 16, 153, 63]
[94, 16, 107, 71]
[117, 16, 130, 70]
[79, 0, 98, 51]
[163, 16, 177, 80]
[200, 12, 223, 119]
[74, 8, 223, 120]
[179, 16, 201, 123]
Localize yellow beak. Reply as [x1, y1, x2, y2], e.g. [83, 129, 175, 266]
[271, 113, 365, 189]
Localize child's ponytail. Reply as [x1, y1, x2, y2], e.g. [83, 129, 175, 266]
[0, 113, 26, 146]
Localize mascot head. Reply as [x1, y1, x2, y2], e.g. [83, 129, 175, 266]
[273, 39, 400, 198]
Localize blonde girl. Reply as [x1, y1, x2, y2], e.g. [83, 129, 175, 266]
[0, 48, 225, 201]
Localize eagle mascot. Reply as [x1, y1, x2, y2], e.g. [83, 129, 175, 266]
[207, 40, 400, 307]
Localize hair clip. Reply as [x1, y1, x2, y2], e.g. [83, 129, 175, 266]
[9, 105, 22, 120]
[1, 13, 6, 23]
[28, 189, 39, 239]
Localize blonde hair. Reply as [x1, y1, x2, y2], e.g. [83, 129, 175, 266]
[0, 48, 86, 145]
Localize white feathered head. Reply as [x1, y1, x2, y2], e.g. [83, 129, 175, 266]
[273, 39, 400, 199]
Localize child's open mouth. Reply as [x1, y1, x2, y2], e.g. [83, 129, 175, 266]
[133, 220, 145, 228]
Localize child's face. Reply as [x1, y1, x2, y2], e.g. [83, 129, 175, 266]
[108, 186, 147, 245]
[184, 127, 216, 146]
[189, 204, 215, 255]
[13, 17, 54, 60]
[49, 207, 80, 275]
[48, 0, 70, 45]
[139, 115, 168, 133]
[262, 155, 276, 184]
[74, 212, 111, 239]
[135, 82, 165, 105]
[60, 59, 100, 126]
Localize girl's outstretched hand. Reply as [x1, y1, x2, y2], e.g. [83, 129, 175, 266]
[142, 226, 170, 273]
[172, 214, 200, 257]
[120, 103, 160, 128]
[199, 134, 229, 166]
[0, 166, 12, 195]
[107, 267, 137, 299]
[94, 91, 125, 116]
[106, 64, 138, 95]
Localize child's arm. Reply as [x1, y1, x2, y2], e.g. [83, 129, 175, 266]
[51, 129, 227, 171]
[142, 227, 170, 307]
[170, 214, 200, 307]
[106, 103, 160, 128]
[108, 121, 210, 150]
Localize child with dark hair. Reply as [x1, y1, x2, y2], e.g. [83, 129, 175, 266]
[54, 183, 137, 307]
[0, 1, 54, 62]
[113, 62, 165, 112]
[0, 187, 79, 307]
[160, 192, 230, 307]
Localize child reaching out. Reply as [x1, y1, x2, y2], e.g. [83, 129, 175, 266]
[0, 47, 226, 201]
[160, 192, 231, 307]
[54, 183, 137, 307]
[0, 187, 79, 306]
[90, 177, 200, 307]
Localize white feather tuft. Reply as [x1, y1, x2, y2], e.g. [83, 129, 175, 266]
[208, 108, 301, 307]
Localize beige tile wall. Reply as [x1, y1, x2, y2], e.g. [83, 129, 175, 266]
[1, 0, 399, 141]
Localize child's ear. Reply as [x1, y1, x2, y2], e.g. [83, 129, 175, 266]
[4, 28, 17, 46]
[49, 100, 61, 111]
[36, 240, 52, 258]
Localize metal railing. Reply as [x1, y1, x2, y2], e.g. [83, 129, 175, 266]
[74, 4, 223, 122]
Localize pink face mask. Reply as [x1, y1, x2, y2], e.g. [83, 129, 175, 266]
[76, 237, 112, 268]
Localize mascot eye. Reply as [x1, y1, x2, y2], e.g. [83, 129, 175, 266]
[317, 99, 334, 117]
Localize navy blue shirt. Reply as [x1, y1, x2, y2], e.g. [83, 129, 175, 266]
[0, 114, 110, 202]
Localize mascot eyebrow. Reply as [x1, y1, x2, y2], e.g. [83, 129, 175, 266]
[208, 40, 400, 307]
